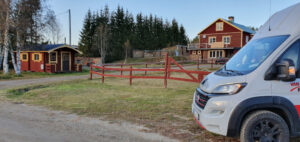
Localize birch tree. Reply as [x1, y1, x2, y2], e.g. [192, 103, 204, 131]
[1, 0, 11, 75]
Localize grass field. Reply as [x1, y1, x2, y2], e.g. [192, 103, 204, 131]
[0, 69, 89, 80]
[3, 72, 238, 142]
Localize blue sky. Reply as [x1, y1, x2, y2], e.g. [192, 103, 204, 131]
[47, 0, 300, 45]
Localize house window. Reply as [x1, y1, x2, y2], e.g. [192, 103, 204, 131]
[246, 36, 249, 43]
[209, 50, 223, 58]
[223, 36, 231, 44]
[209, 37, 216, 45]
[197, 50, 201, 55]
[216, 22, 224, 31]
[192, 51, 197, 55]
[21, 53, 28, 61]
[50, 52, 57, 62]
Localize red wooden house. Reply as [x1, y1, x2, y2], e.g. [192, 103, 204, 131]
[18, 44, 83, 73]
[189, 17, 255, 61]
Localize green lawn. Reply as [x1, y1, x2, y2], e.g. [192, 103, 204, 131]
[3, 73, 237, 142]
[0, 69, 89, 80]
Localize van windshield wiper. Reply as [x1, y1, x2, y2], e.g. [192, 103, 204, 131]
[226, 69, 244, 75]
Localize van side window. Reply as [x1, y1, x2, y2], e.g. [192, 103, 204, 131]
[278, 40, 300, 77]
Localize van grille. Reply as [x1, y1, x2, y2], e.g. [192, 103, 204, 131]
[195, 89, 210, 109]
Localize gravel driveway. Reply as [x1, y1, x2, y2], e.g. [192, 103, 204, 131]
[0, 75, 177, 142]
[0, 102, 176, 142]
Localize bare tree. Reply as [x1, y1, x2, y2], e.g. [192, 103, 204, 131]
[44, 9, 61, 44]
[95, 24, 109, 64]
[123, 40, 131, 64]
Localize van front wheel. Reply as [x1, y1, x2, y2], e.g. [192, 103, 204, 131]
[240, 110, 289, 142]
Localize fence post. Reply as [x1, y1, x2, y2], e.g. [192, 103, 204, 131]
[121, 64, 123, 76]
[90, 64, 93, 80]
[167, 57, 171, 78]
[198, 73, 203, 83]
[145, 64, 147, 75]
[197, 56, 200, 70]
[129, 65, 132, 86]
[164, 53, 168, 88]
[102, 65, 105, 83]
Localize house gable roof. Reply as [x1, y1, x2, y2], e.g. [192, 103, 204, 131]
[21, 44, 82, 54]
[198, 18, 255, 35]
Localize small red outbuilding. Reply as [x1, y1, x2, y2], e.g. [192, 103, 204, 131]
[18, 44, 83, 73]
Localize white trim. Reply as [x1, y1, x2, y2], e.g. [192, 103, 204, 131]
[48, 45, 83, 54]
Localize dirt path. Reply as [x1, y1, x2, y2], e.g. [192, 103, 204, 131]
[0, 101, 177, 142]
[0, 75, 89, 90]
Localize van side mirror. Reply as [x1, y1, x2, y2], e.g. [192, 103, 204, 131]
[276, 59, 296, 81]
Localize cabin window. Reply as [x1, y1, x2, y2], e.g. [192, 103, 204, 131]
[34, 54, 39, 60]
[216, 22, 223, 31]
[21, 53, 28, 61]
[223, 36, 231, 44]
[32, 53, 42, 62]
[50, 52, 57, 63]
[209, 37, 216, 45]
[246, 36, 249, 43]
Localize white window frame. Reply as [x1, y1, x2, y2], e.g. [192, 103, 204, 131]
[209, 50, 223, 58]
[223, 36, 231, 44]
[216, 22, 224, 31]
[208, 37, 216, 45]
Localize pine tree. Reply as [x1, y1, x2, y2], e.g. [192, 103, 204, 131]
[171, 19, 179, 45]
[179, 25, 188, 45]
[79, 6, 189, 62]
[79, 10, 93, 57]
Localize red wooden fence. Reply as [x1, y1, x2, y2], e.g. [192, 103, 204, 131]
[90, 54, 211, 88]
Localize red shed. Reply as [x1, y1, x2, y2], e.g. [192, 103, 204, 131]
[18, 44, 83, 73]
[189, 17, 255, 61]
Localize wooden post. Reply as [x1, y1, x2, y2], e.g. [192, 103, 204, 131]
[129, 65, 132, 86]
[197, 57, 200, 70]
[102, 65, 105, 83]
[90, 63, 93, 80]
[167, 57, 171, 78]
[198, 73, 203, 83]
[145, 64, 147, 75]
[121, 65, 123, 76]
[164, 53, 168, 88]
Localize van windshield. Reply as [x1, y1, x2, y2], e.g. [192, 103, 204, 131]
[223, 35, 289, 74]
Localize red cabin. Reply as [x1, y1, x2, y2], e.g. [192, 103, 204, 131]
[18, 44, 83, 73]
[189, 17, 255, 61]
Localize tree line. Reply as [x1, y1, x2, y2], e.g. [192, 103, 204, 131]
[78, 6, 188, 63]
[0, 0, 59, 75]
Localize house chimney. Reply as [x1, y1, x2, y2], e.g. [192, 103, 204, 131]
[228, 16, 234, 23]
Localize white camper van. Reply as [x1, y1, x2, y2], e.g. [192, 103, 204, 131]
[192, 3, 300, 142]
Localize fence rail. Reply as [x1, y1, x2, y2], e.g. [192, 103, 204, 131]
[90, 54, 211, 88]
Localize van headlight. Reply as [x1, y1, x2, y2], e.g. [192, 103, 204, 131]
[212, 83, 247, 95]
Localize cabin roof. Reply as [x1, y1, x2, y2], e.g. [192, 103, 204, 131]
[21, 44, 82, 54]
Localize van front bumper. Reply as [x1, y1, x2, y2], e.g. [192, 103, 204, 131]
[192, 89, 231, 136]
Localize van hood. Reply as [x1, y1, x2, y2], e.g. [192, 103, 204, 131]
[200, 72, 247, 93]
